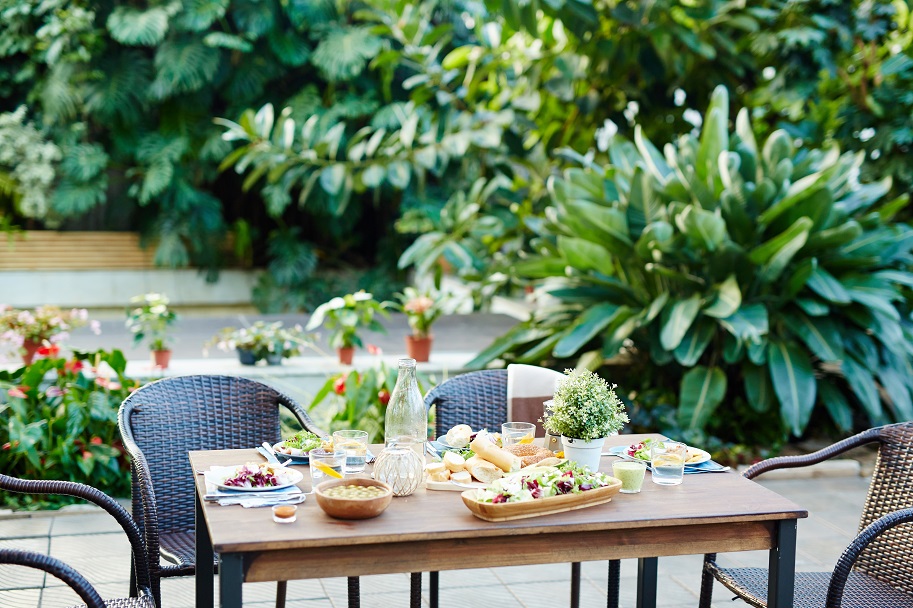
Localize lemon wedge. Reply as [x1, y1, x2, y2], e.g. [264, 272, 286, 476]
[519, 434, 535, 444]
[313, 461, 343, 479]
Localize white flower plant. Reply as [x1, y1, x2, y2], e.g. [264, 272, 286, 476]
[542, 369, 629, 441]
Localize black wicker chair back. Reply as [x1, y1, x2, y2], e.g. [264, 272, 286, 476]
[424, 369, 507, 438]
[853, 423, 913, 594]
[117, 374, 322, 605]
[699, 421, 913, 608]
[0, 473, 154, 608]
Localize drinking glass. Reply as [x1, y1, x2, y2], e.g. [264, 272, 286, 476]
[613, 460, 647, 493]
[650, 441, 686, 486]
[501, 421, 536, 446]
[309, 448, 346, 484]
[333, 430, 369, 474]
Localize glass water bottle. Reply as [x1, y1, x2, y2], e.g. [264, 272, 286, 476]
[384, 358, 426, 457]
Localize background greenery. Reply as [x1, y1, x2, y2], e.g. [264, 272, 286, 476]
[2, 0, 912, 447]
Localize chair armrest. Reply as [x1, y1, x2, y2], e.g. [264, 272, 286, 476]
[0, 474, 151, 593]
[825, 506, 913, 607]
[0, 549, 106, 608]
[742, 426, 882, 480]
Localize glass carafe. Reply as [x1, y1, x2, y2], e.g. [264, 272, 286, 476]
[384, 358, 426, 458]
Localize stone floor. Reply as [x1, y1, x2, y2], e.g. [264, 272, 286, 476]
[0, 474, 871, 607]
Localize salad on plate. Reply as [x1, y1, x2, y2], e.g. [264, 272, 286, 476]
[222, 463, 284, 488]
[624, 439, 710, 465]
[476, 461, 614, 504]
[275, 430, 324, 456]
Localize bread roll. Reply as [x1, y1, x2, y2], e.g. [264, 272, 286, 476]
[450, 471, 472, 484]
[444, 424, 473, 448]
[470, 431, 521, 473]
[442, 451, 466, 473]
[468, 459, 503, 483]
[425, 462, 450, 482]
[504, 443, 555, 467]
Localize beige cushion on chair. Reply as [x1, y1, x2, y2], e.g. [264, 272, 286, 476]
[506, 364, 566, 438]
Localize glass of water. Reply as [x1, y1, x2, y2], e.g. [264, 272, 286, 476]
[650, 441, 686, 486]
[309, 448, 346, 483]
[333, 430, 369, 474]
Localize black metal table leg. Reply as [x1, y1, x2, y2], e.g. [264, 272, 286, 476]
[636, 557, 658, 608]
[347, 576, 360, 608]
[219, 553, 244, 608]
[410, 572, 422, 608]
[767, 519, 797, 608]
[430, 571, 439, 608]
[570, 562, 581, 608]
[195, 492, 215, 608]
[607, 559, 621, 608]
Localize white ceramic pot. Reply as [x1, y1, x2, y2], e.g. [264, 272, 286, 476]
[561, 436, 605, 472]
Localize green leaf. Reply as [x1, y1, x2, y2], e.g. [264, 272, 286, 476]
[818, 382, 853, 432]
[386, 162, 411, 189]
[319, 165, 345, 195]
[660, 295, 702, 351]
[743, 364, 773, 413]
[767, 339, 816, 436]
[703, 275, 741, 318]
[806, 267, 851, 304]
[312, 27, 382, 81]
[783, 313, 843, 363]
[675, 205, 727, 252]
[558, 236, 614, 274]
[108, 6, 171, 46]
[361, 165, 384, 188]
[553, 303, 621, 358]
[749, 218, 812, 282]
[677, 365, 727, 430]
[841, 355, 884, 424]
[877, 366, 913, 421]
[718, 304, 768, 342]
[673, 319, 715, 366]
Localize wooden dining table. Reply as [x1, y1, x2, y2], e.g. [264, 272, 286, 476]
[191, 434, 807, 608]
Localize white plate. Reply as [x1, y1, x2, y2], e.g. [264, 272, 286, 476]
[611, 443, 712, 465]
[204, 465, 304, 492]
[273, 441, 313, 463]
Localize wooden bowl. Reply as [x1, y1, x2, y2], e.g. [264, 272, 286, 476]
[314, 478, 393, 520]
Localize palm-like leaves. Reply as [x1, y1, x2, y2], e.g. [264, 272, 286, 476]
[471, 85, 913, 439]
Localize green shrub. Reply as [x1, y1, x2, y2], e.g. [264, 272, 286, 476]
[0, 350, 137, 510]
[470, 85, 913, 442]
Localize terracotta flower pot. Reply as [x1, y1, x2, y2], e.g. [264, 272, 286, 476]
[21, 339, 42, 365]
[151, 350, 172, 369]
[405, 335, 433, 362]
[337, 347, 355, 365]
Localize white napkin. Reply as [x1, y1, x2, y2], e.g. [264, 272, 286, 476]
[506, 364, 565, 436]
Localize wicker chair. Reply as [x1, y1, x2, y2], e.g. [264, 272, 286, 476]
[118, 374, 359, 608]
[699, 421, 913, 608]
[0, 473, 155, 608]
[413, 369, 621, 608]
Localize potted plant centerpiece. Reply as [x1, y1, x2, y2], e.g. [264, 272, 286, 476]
[306, 291, 388, 364]
[125, 293, 178, 369]
[206, 321, 313, 365]
[394, 287, 447, 362]
[542, 368, 629, 472]
[0, 305, 97, 365]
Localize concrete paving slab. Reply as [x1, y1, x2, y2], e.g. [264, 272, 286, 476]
[0, 538, 49, 591]
[0, 518, 52, 541]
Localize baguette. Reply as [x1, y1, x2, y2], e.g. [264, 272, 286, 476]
[425, 462, 450, 482]
[450, 471, 472, 484]
[442, 451, 466, 473]
[470, 430, 522, 473]
[467, 459, 502, 483]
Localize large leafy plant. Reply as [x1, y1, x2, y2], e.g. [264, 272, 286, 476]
[471, 86, 913, 439]
[0, 349, 137, 509]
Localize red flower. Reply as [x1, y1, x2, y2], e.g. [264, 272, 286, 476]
[37, 344, 60, 357]
[378, 389, 391, 405]
[333, 376, 347, 395]
[7, 387, 27, 399]
[90, 436, 103, 445]
[64, 359, 84, 374]
[2, 442, 12, 450]
[81, 451, 92, 461]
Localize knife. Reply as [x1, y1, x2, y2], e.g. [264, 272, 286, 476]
[258, 444, 288, 466]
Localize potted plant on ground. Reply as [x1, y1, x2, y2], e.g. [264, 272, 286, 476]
[206, 321, 313, 365]
[0, 305, 98, 365]
[542, 368, 629, 472]
[125, 293, 178, 369]
[306, 291, 389, 364]
[393, 287, 447, 362]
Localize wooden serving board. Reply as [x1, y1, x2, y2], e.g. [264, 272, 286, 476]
[461, 478, 622, 521]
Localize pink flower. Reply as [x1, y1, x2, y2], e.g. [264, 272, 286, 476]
[367, 344, 383, 356]
[404, 296, 434, 315]
[90, 320, 101, 335]
[45, 386, 66, 398]
[7, 387, 27, 399]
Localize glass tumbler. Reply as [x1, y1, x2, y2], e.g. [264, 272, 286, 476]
[650, 441, 687, 486]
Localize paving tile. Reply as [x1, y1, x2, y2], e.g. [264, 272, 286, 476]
[433, 567, 504, 589]
[0, 517, 52, 540]
[436, 581, 521, 606]
[0, 537, 50, 590]
[50, 512, 123, 536]
[0, 587, 42, 607]
[47, 532, 131, 587]
[491, 563, 572, 585]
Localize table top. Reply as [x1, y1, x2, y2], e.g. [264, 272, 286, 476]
[191, 434, 807, 555]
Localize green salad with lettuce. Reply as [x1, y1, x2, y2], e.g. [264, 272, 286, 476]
[476, 461, 613, 504]
[283, 430, 323, 453]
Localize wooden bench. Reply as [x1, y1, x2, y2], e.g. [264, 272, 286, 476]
[0, 231, 157, 270]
